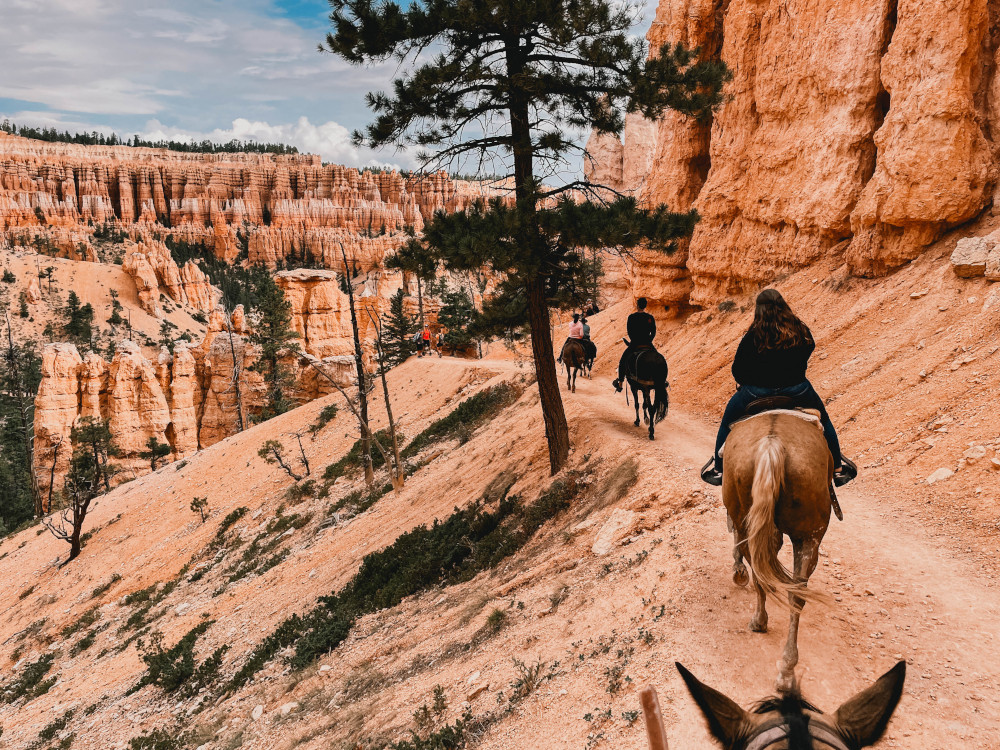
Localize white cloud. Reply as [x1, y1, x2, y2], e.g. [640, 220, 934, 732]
[139, 116, 419, 169]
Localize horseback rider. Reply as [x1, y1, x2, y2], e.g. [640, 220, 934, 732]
[580, 315, 597, 364]
[557, 313, 585, 363]
[612, 297, 656, 392]
[700, 289, 858, 488]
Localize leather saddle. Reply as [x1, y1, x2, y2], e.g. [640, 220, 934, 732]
[743, 395, 798, 417]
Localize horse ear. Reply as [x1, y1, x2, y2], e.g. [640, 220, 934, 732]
[833, 661, 906, 747]
[675, 663, 749, 745]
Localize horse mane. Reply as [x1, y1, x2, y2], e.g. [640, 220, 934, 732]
[751, 692, 822, 749]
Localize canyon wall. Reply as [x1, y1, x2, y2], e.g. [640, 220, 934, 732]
[590, 0, 1000, 306]
[0, 132, 488, 495]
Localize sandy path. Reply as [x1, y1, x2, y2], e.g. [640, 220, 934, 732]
[552, 368, 1000, 747]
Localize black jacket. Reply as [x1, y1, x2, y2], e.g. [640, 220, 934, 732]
[626, 311, 656, 346]
[731, 331, 814, 388]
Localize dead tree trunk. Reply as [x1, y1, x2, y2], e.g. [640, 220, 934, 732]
[340, 244, 374, 486]
[367, 309, 404, 491]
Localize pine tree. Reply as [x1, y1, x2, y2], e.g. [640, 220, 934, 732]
[1, 316, 42, 529]
[62, 291, 94, 350]
[142, 436, 172, 472]
[381, 288, 417, 366]
[325, 0, 729, 473]
[249, 273, 301, 422]
[437, 287, 476, 348]
[45, 417, 119, 562]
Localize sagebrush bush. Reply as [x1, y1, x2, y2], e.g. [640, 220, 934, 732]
[136, 621, 227, 697]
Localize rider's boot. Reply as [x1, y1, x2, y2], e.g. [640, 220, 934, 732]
[833, 456, 858, 487]
[700, 456, 723, 487]
[612, 377, 623, 392]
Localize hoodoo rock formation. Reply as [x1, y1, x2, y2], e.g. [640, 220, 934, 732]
[589, 0, 1000, 306]
[0, 132, 492, 270]
[0, 132, 502, 494]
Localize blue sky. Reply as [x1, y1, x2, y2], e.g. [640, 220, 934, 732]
[0, 0, 652, 170]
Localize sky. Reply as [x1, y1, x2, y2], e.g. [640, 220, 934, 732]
[0, 0, 653, 172]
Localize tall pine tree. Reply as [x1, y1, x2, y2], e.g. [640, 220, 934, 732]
[325, 0, 729, 473]
[381, 288, 417, 366]
[249, 274, 301, 422]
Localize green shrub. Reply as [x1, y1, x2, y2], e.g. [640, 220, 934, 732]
[137, 621, 227, 697]
[128, 727, 191, 750]
[401, 383, 520, 460]
[91, 573, 122, 599]
[60, 607, 100, 639]
[228, 475, 577, 690]
[1, 653, 56, 703]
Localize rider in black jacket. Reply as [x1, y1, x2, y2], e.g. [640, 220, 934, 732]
[613, 297, 656, 392]
[701, 289, 857, 487]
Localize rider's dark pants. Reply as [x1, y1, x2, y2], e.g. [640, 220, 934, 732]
[714, 381, 841, 471]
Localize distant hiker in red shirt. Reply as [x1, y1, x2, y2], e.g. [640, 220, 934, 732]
[419, 325, 431, 357]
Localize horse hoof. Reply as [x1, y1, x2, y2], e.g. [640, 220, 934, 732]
[750, 617, 768, 633]
[648, 432, 654, 441]
[733, 567, 750, 588]
[633, 420, 640, 427]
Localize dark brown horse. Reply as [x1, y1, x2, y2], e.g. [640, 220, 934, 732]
[673, 660, 906, 750]
[625, 348, 669, 440]
[562, 338, 586, 392]
[723, 410, 832, 692]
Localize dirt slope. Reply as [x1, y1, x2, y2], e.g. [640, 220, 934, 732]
[1, 237, 999, 748]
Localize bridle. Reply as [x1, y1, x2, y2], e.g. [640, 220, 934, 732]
[745, 722, 851, 750]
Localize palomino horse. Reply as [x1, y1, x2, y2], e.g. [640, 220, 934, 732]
[646, 661, 905, 750]
[625, 348, 669, 440]
[723, 410, 832, 692]
[562, 338, 586, 392]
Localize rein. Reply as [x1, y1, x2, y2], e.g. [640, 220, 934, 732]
[745, 722, 850, 750]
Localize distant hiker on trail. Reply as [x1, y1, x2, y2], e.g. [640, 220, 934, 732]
[436, 330, 445, 357]
[584, 298, 600, 316]
[699, 289, 857, 489]
[557, 313, 584, 364]
[612, 297, 656, 392]
[419, 325, 431, 357]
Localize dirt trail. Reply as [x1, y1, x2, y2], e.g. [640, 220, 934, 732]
[556, 369, 1000, 747]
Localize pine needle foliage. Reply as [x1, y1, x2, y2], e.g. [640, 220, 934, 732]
[382, 288, 417, 366]
[324, 0, 730, 474]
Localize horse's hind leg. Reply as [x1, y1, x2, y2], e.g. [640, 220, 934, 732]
[732, 524, 749, 588]
[776, 537, 820, 693]
[646, 394, 655, 440]
[571, 366, 577, 393]
[633, 387, 641, 427]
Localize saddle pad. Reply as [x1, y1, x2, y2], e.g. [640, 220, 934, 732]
[719, 409, 822, 458]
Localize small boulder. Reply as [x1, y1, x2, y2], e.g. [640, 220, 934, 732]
[592, 509, 637, 556]
[280, 702, 299, 716]
[251, 704, 264, 721]
[926, 468, 954, 485]
[963, 446, 987, 464]
[987, 247, 1000, 281]
[951, 236, 992, 278]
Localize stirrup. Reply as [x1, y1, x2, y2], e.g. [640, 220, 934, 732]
[833, 456, 857, 487]
[829, 485, 844, 521]
[700, 457, 723, 487]
[612, 378, 622, 392]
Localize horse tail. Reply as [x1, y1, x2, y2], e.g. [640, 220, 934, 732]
[653, 355, 668, 423]
[746, 436, 820, 607]
[653, 379, 668, 423]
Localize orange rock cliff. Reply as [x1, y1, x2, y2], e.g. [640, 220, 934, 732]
[587, 0, 1000, 308]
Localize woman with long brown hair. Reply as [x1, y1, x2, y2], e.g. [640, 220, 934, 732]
[701, 289, 856, 486]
